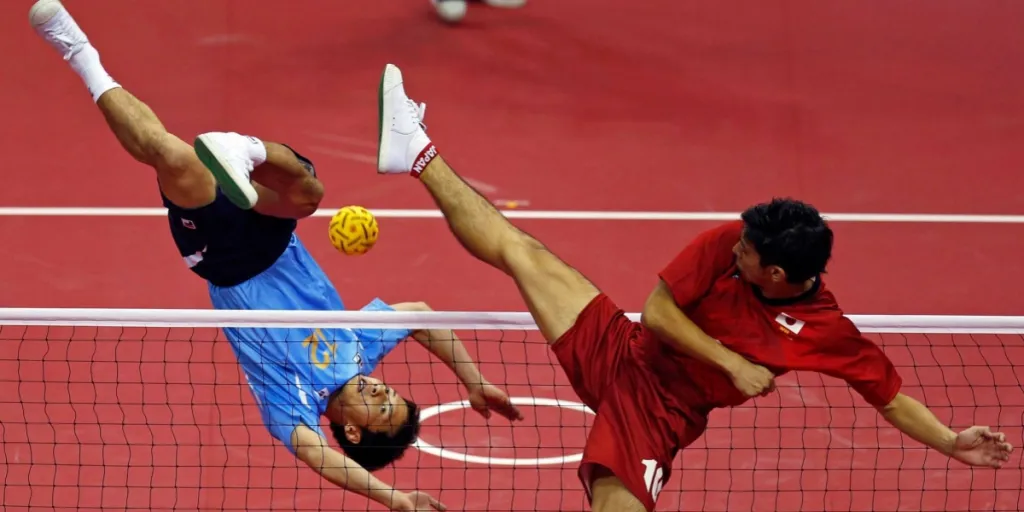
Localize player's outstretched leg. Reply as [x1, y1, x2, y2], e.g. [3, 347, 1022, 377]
[376, 64, 598, 344]
[379, 65, 647, 511]
[30, 0, 216, 209]
[30, 0, 323, 218]
[193, 133, 324, 218]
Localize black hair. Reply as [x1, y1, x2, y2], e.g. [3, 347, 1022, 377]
[331, 400, 421, 471]
[740, 197, 833, 283]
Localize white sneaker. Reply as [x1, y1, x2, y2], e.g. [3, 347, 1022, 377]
[433, 0, 467, 23]
[29, 0, 89, 60]
[377, 64, 436, 177]
[193, 132, 260, 210]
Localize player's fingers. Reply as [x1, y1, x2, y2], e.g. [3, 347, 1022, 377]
[431, 496, 447, 511]
[471, 403, 491, 418]
[500, 404, 524, 421]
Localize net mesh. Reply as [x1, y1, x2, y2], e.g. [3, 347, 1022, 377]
[1, 311, 1022, 512]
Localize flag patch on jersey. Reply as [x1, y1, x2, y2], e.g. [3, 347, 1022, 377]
[774, 313, 806, 336]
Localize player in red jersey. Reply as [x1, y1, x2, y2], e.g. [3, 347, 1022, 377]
[375, 63, 1014, 512]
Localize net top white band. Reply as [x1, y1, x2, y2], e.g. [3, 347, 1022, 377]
[0, 308, 1022, 333]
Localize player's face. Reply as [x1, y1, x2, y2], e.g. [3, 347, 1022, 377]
[733, 235, 772, 286]
[352, 375, 410, 435]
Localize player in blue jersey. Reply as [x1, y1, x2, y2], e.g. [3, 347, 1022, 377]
[31, 1, 522, 510]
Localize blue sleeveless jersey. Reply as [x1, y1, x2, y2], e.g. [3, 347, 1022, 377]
[208, 236, 412, 452]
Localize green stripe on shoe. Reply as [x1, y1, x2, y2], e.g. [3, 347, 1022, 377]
[193, 136, 254, 210]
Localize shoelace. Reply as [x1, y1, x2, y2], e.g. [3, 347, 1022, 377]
[43, 14, 86, 59]
[406, 99, 428, 131]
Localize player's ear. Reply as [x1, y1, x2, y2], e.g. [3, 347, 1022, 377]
[344, 424, 363, 444]
[769, 266, 786, 283]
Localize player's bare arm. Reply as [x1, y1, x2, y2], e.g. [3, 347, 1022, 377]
[823, 319, 1014, 469]
[642, 280, 775, 397]
[877, 393, 1013, 468]
[291, 425, 446, 511]
[391, 302, 524, 422]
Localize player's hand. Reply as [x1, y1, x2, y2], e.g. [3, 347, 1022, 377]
[727, 358, 776, 398]
[389, 490, 447, 511]
[950, 426, 1014, 468]
[466, 381, 524, 422]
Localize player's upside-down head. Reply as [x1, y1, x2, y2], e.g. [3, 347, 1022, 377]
[735, 197, 834, 290]
[328, 374, 421, 471]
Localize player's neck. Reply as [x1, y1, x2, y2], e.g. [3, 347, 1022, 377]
[758, 276, 817, 300]
[326, 392, 363, 426]
[325, 378, 358, 423]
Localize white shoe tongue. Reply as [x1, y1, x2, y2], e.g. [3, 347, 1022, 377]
[416, 102, 428, 130]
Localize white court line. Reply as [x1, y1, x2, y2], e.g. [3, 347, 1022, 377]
[0, 207, 1021, 223]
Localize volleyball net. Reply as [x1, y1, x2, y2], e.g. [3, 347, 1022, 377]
[1, 308, 1022, 511]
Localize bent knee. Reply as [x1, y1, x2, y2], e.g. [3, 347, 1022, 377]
[157, 168, 217, 210]
[502, 235, 594, 295]
[498, 234, 548, 273]
[288, 198, 320, 219]
[288, 180, 324, 217]
[149, 133, 199, 172]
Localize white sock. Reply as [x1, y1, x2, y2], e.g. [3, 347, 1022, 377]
[242, 135, 268, 166]
[69, 44, 120, 102]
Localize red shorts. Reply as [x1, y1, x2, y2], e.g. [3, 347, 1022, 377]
[551, 294, 707, 512]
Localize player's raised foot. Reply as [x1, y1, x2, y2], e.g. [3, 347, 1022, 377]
[30, 0, 89, 60]
[433, 0, 468, 23]
[377, 64, 437, 177]
[30, 0, 121, 102]
[193, 132, 261, 210]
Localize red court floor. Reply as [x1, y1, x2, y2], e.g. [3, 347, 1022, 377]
[0, 0, 1022, 510]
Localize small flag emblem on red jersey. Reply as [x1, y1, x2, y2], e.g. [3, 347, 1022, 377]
[775, 313, 806, 335]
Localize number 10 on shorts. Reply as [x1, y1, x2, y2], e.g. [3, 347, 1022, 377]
[642, 459, 665, 501]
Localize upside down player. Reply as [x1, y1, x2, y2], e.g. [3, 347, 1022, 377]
[372, 64, 1015, 511]
[30, 2, 522, 510]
